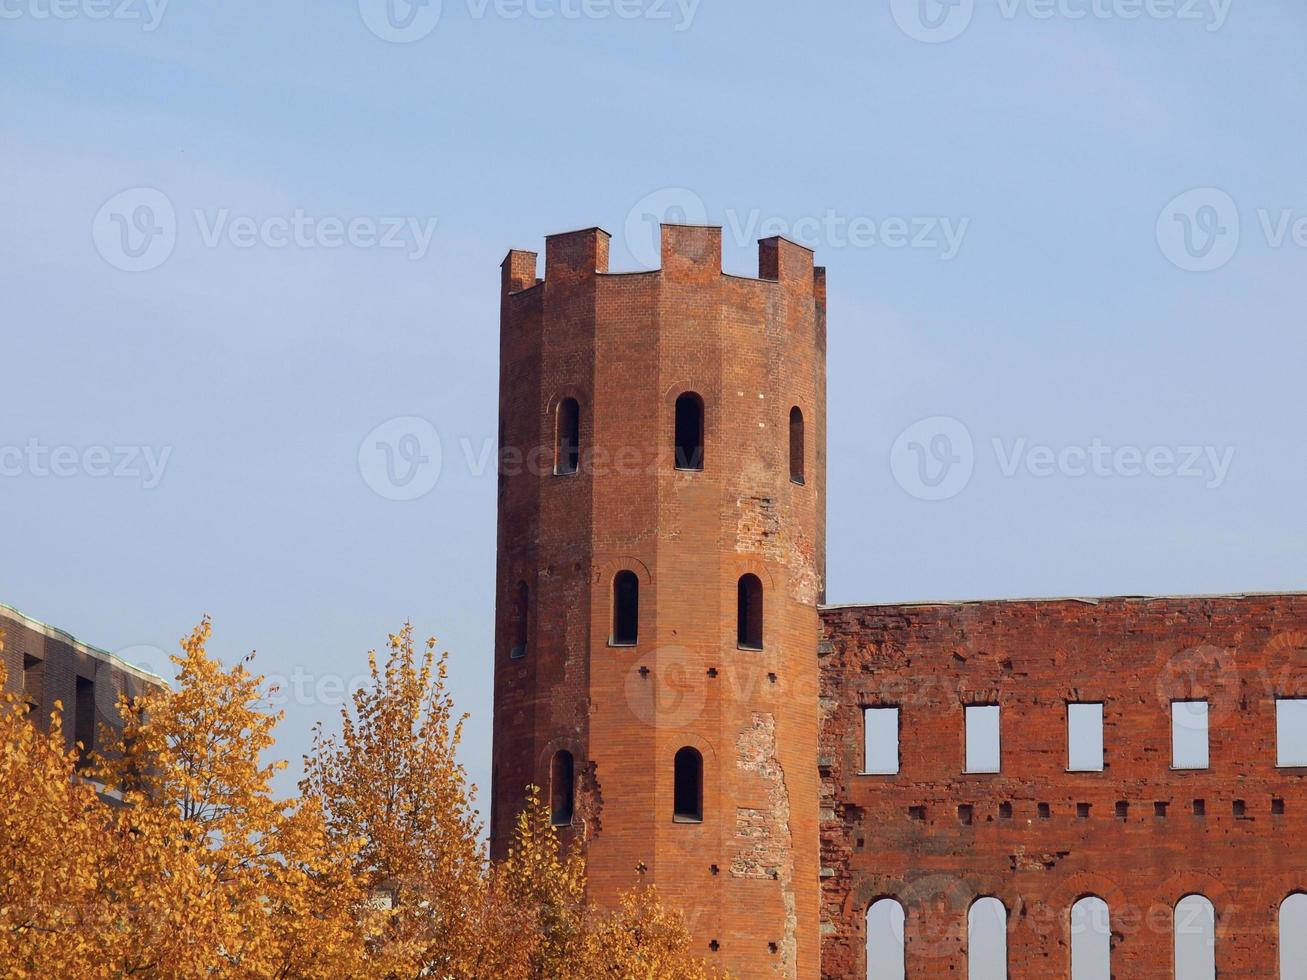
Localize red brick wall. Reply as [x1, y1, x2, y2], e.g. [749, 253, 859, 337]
[818, 595, 1307, 978]
[492, 224, 826, 978]
[1, 606, 160, 756]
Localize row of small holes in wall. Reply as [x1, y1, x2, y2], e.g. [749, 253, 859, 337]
[893, 798, 1285, 826]
[550, 394, 808, 485]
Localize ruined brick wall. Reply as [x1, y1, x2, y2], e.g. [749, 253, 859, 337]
[0, 604, 162, 755]
[492, 224, 826, 978]
[818, 595, 1307, 978]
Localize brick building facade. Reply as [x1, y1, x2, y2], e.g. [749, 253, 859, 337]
[491, 224, 1304, 978]
[1, 603, 162, 761]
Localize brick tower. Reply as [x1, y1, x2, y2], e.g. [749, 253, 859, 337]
[492, 223, 826, 978]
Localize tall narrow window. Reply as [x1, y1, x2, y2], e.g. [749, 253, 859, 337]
[866, 898, 905, 980]
[74, 676, 95, 763]
[1067, 702, 1104, 771]
[673, 747, 703, 822]
[737, 574, 763, 650]
[1280, 893, 1307, 978]
[1172, 700, 1209, 769]
[789, 406, 805, 484]
[1277, 698, 1307, 767]
[1071, 896, 1111, 979]
[863, 707, 900, 775]
[612, 571, 639, 646]
[510, 581, 529, 659]
[968, 897, 1008, 978]
[550, 750, 575, 826]
[555, 397, 580, 475]
[965, 704, 1001, 774]
[674, 392, 704, 471]
[1174, 895, 1215, 979]
[22, 654, 43, 711]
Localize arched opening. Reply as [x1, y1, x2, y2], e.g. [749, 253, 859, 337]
[510, 581, 528, 659]
[673, 747, 703, 823]
[866, 898, 905, 979]
[611, 571, 639, 646]
[1174, 894, 1215, 979]
[968, 897, 1007, 978]
[1280, 893, 1307, 977]
[1071, 896, 1110, 979]
[674, 392, 704, 471]
[789, 406, 805, 484]
[737, 573, 763, 650]
[555, 397, 580, 475]
[550, 750, 574, 826]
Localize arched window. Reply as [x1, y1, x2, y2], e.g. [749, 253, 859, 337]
[550, 750, 574, 826]
[674, 392, 704, 471]
[968, 897, 1008, 978]
[1174, 895, 1215, 979]
[510, 581, 528, 659]
[611, 571, 639, 646]
[737, 574, 763, 650]
[1071, 896, 1110, 979]
[866, 898, 905, 979]
[555, 397, 580, 475]
[673, 747, 703, 822]
[789, 406, 805, 484]
[1280, 893, 1307, 977]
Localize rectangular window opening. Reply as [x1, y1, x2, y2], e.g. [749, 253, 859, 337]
[862, 707, 900, 775]
[1067, 702, 1105, 772]
[964, 704, 1001, 774]
[1171, 699, 1210, 770]
[74, 676, 95, 765]
[1276, 698, 1307, 767]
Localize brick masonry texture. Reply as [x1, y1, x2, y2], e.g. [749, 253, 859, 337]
[819, 595, 1307, 978]
[493, 224, 826, 979]
[1, 604, 162, 756]
[493, 225, 1306, 979]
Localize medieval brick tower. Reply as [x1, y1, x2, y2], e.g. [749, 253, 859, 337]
[492, 223, 826, 978]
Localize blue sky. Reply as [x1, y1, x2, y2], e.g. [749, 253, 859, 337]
[2, 2, 1305, 918]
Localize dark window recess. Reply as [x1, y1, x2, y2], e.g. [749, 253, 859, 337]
[737, 574, 763, 650]
[998, 802, 1013, 820]
[1077, 802, 1092, 819]
[1233, 799, 1247, 817]
[674, 392, 704, 470]
[74, 676, 95, 763]
[510, 581, 529, 659]
[612, 571, 639, 646]
[550, 750, 575, 826]
[22, 655, 43, 709]
[1038, 802, 1051, 819]
[1193, 799, 1206, 817]
[673, 747, 703, 822]
[958, 804, 974, 825]
[1116, 801, 1129, 819]
[555, 398, 580, 475]
[1155, 801, 1169, 818]
[1273, 798, 1286, 815]
[788, 406, 805, 484]
[909, 805, 926, 821]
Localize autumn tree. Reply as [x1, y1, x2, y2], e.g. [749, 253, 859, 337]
[299, 623, 484, 976]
